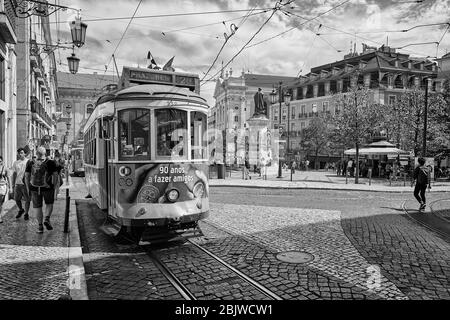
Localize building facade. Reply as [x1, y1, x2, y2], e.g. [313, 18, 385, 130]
[285, 44, 438, 165]
[0, 0, 17, 167]
[15, 10, 58, 156]
[211, 69, 296, 165]
[56, 72, 116, 153]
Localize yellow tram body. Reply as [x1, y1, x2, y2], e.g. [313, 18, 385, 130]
[83, 83, 210, 243]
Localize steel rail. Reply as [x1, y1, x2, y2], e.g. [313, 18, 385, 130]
[147, 251, 197, 300]
[187, 239, 284, 301]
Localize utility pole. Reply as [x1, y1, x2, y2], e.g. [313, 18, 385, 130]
[422, 78, 429, 157]
[277, 81, 283, 178]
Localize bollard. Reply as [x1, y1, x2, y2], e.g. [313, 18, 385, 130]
[290, 168, 293, 181]
[63, 167, 70, 233]
[346, 171, 348, 184]
[242, 166, 245, 180]
[403, 173, 406, 187]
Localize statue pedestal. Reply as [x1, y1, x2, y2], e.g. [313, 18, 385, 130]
[246, 115, 276, 171]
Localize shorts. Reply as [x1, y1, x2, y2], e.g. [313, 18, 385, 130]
[14, 184, 30, 203]
[31, 189, 55, 208]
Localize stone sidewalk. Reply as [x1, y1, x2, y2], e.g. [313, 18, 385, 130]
[0, 180, 87, 300]
[210, 169, 450, 193]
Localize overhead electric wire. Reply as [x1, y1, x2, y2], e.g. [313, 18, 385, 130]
[199, 7, 260, 82]
[282, 8, 436, 58]
[201, 0, 297, 86]
[244, 0, 351, 50]
[103, 0, 143, 75]
[41, 7, 275, 25]
[436, 23, 450, 57]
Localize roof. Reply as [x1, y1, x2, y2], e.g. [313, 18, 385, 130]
[96, 84, 208, 107]
[243, 73, 297, 88]
[344, 147, 409, 155]
[57, 72, 117, 90]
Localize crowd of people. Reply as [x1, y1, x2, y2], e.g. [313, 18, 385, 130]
[0, 147, 69, 231]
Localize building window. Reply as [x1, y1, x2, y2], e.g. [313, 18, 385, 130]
[291, 123, 295, 130]
[301, 105, 305, 115]
[291, 107, 296, 119]
[0, 57, 5, 101]
[335, 105, 340, 114]
[388, 95, 396, 105]
[234, 116, 239, 122]
[301, 122, 305, 129]
[86, 103, 94, 116]
[322, 101, 329, 113]
[274, 116, 278, 121]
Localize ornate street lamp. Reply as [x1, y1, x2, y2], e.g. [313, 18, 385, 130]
[285, 91, 291, 164]
[69, 16, 88, 48]
[67, 52, 80, 74]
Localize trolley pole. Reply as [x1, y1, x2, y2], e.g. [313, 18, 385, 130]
[63, 165, 70, 233]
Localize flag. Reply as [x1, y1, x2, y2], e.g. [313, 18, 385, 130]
[147, 51, 158, 69]
[162, 56, 175, 71]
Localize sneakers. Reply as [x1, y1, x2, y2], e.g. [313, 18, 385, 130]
[37, 224, 44, 233]
[16, 209, 24, 219]
[24, 214, 29, 221]
[44, 217, 53, 230]
[419, 203, 426, 211]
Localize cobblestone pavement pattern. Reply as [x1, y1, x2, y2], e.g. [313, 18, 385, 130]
[0, 200, 70, 299]
[201, 203, 407, 300]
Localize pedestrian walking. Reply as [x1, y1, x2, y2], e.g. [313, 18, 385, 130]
[411, 157, 431, 212]
[11, 148, 31, 220]
[24, 146, 58, 233]
[53, 152, 64, 200]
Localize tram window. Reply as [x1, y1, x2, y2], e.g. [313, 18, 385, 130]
[118, 109, 150, 160]
[191, 111, 207, 159]
[155, 109, 187, 159]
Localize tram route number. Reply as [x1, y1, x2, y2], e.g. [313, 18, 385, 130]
[174, 304, 272, 318]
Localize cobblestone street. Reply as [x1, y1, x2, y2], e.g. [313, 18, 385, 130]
[75, 183, 450, 300]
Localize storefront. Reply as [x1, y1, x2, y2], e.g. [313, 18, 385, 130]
[344, 141, 412, 177]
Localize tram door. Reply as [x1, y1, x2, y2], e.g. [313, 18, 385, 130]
[105, 119, 117, 218]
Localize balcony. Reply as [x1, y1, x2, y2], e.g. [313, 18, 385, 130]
[0, 2, 17, 44]
[31, 96, 52, 129]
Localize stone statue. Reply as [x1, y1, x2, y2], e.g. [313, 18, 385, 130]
[253, 88, 267, 117]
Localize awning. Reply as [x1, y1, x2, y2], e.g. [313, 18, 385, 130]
[344, 147, 410, 156]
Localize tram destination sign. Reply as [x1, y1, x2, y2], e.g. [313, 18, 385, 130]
[129, 70, 172, 83]
[122, 67, 200, 93]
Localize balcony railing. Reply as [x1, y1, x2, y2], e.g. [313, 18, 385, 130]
[31, 95, 52, 127]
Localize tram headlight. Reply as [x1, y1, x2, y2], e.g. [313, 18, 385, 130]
[166, 189, 179, 202]
[119, 166, 132, 177]
[193, 182, 205, 198]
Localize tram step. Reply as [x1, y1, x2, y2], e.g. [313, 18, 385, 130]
[139, 227, 204, 246]
[99, 223, 122, 237]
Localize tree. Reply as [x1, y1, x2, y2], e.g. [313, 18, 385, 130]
[331, 85, 384, 183]
[299, 113, 331, 169]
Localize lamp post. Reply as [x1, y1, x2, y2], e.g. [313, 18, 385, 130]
[270, 82, 290, 178]
[285, 92, 292, 165]
[422, 76, 430, 157]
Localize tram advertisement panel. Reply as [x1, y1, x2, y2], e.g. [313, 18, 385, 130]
[116, 162, 209, 220]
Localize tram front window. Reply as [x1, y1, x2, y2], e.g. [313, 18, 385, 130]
[119, 109, 150, 160]
[155, 108, 187, 159]
[191, 111, 207, 160]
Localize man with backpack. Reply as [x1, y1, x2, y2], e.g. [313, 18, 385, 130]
[411, 157, 431, 212]
[24, 146, 58, 233]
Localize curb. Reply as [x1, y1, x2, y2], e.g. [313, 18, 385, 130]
[67, 198, 88, 300]
[209, 183, 449, 193]
[429, 199, 450, 224]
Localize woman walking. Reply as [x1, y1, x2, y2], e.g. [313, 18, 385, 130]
[0, 156, 12, 223]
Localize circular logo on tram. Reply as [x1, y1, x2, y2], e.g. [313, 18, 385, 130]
[137, 185, 160, 203]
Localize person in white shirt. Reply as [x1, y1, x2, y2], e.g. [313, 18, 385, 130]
[11, 148, 31, 220]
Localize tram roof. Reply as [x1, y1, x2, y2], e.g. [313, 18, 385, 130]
[95, 84, 208, 107]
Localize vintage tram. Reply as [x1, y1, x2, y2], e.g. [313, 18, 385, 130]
[70, 147, 85, 177]
[83, 73, 210, 244]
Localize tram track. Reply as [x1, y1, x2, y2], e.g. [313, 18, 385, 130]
[144, 238, 283, 301]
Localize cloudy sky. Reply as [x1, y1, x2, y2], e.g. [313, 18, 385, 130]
[52, 0, 450, 105]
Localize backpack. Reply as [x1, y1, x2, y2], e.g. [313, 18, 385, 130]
[30, 158, 50, 188]
[417, 166, 429, 185]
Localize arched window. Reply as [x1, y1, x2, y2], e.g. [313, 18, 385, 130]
[86, 103, 94, 116]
